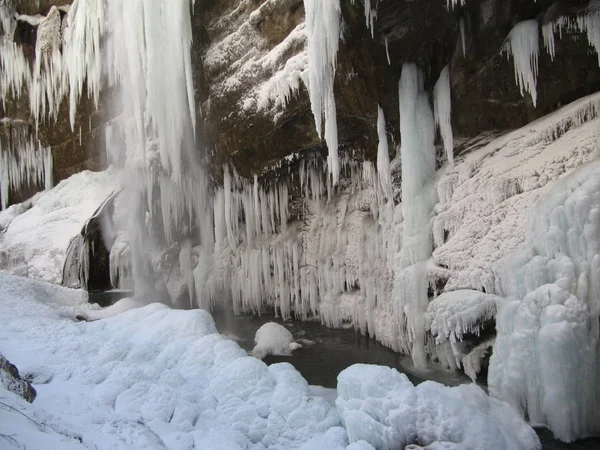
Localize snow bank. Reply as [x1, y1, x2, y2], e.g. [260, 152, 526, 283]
[0, 272, 340, 450]
[0, 271, 541, 450]
[252, 322, 300, 359]
[0, 169, 120, 284]
[336, 364, 541, 450]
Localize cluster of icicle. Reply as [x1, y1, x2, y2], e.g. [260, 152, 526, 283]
[0, 0, 104, 129]
[200, 154, 399, 345]
[0, 126, 53, 210]
[504, 2, 600, 106]
[0, 0, 103, 210]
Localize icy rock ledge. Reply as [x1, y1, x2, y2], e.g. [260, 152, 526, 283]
[252, 321, 302, 359]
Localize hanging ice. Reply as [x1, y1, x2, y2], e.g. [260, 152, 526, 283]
[542, 2, 600, 65]
[0, 129, 53, 210]
[502, 20, 540, 107]
[433, 65, 454, 166]
[376, 105, 393, 199]
[489, 161, 600, 443]
[394, 63, 437, 368]
[303, 0, 341, 185]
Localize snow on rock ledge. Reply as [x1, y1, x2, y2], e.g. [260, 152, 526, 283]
[0, 169, 120, 284]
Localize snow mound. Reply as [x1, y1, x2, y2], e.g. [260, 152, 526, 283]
[252, 321, 300, 359]
[336, 364, 541, 450]
[0, 169, 120, 284]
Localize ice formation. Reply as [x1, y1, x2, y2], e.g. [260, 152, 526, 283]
[0, 128, 53, 210]
[502, 20, 540, 107]
[542, 2, 600, 64]
[303, 0, 341, 184]
[489, 161, 600, 442]
[104, 0, 214, 299]
[395, 63, 437, 368]
[433, 65, 454, 166]
[376, 105, 393, 199]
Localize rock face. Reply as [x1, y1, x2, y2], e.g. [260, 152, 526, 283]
[4, 0, 599, 193]
[195, 0, 600, 177]
[0, 353, 36, 403]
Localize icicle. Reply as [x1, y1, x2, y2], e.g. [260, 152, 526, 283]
[502, 20, 540, 107]
[459, 17, 467, 57]
[303, 0, 341, 185]
[433, 66, 454, 166]
[376, 105, 393, 199]
[384, 36, 391, 65]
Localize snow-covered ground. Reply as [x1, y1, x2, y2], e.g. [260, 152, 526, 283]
[0, 271, 540, 449]
[0, 169, 120, 284]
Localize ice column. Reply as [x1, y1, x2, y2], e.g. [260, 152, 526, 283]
[395, 63, 437, 368]
[433, 65, 454, 166]
[303, 0, 341, 185]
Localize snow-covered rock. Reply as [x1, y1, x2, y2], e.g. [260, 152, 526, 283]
[252, 322, 300, 359]
[0, 169, 120, 284]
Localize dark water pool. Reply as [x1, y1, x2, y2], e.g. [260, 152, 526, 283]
[88, 293, 600, 449]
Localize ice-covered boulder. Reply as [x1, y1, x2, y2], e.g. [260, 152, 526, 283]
[252, 321, 301, 359]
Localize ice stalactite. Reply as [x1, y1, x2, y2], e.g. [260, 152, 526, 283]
[542, 2, 600, 65]
[395, 63, 437, 368]
[376, 105, 393, 199]
[502, 20, 540, 107]
[0, 0, 106, 128]
[303, 0, 341, 185]
[0, 129, 53, 210]
[459, 17, 467, 57]
[433, 66, 454, 166]
[447, 0, 466, 10]
[489, 161, 600, 443]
